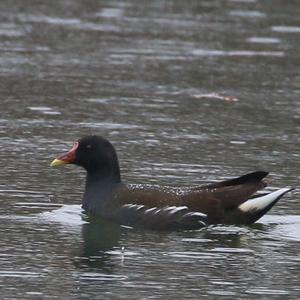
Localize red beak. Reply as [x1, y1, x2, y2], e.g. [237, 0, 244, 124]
[50, 142, 79, 167]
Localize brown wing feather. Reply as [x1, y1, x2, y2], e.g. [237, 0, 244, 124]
[114, 171, 268, 224]
[116, 185, 182, 207]
[193, 171, 268, 190]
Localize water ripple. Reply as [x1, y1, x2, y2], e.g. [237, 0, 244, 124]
[0, 271, 45, 278]
[272, 26, 300, 33]
[192, 49, 284, 57]
[247, 37, 281, 44]
[79, 273, 128, 281]
[229, 10, 266, 18]
[246, 288, 289, 295]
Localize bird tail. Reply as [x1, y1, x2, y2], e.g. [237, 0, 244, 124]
[238, 188, 293, 224]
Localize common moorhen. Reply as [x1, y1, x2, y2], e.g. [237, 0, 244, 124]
[51, 136, 292, 230]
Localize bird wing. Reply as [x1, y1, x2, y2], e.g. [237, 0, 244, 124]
[113, 171, 269, 225]
[110, 204, 207, 230]
[188, 171, 269, 210]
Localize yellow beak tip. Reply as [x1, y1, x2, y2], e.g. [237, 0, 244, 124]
[50, 159, 67, 167]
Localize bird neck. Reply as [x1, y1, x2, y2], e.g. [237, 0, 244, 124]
[82, 170, 121, 216]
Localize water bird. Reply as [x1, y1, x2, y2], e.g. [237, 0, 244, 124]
[51, 135, 292, 230]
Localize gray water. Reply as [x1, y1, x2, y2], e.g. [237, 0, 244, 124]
[0, 0, 299, 299]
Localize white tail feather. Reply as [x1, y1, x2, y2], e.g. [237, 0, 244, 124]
[239, 188, 292, 213]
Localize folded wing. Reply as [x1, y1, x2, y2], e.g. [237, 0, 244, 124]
[110, 204, 207, 230]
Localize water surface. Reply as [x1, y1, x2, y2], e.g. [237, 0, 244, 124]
[0, 0, 299, 299]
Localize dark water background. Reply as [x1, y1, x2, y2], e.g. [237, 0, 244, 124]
[0, 0, 299, 299]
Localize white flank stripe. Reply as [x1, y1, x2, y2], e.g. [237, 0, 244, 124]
[239, 188, 292, 212]
[144, 207, 158, 214]
[168, 206, 188, 214]
[163, 206, 188, 214]
[198, 221, 206, 226]
[122, 204, 129, 207]
[122, 204, 135, 208]
[162, 206, 177, 212]
[189, 212, 207, 218]
[123, 204, 144, 210]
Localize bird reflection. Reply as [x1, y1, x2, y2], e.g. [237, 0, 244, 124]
[75, 215, 124, 270]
